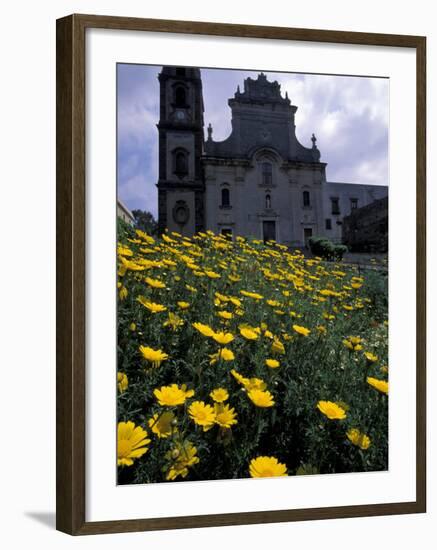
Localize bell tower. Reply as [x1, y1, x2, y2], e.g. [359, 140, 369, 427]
[156, 66, 205, 235]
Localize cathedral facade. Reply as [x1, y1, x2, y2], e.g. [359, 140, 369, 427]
[156, 66, 388, 247]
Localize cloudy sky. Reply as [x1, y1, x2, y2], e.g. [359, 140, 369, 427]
[117, 64, 388, 218]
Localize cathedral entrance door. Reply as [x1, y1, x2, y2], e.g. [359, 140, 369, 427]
[304, 227, 313, 248]
[263, 220, 276, 243]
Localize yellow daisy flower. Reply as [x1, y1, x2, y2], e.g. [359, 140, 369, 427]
[204, 270, 221, 279]
[247, 389, 275, 408]
[230, 369, 250, 386]
[154, 384, 195, 406]
[367, 377, 389, 394]
[145, 276, 166, 289]
[148, 411, 176, 439]
[117, 421, 150, 467]
[139, 345, 169, 368]
[119, 286, 128, 300]
[137, 296, 167, 313]
[240, 290, 264, 300]
[317, 400, 347, 420]
[210, 388, 229, 403]
[364, 351, 378, 363]
[271, 338, 285, 355]
[217, 310, 233, 320]
[117, 372, 128, 393]
[239, 327, 259, 340]
[209, 347, 235, 365]
[214, 403, 238, 428]
[343, 336, 363, 351]
[192, 322, 215, 337]
[265, 359, 280, 369]
[212, 331, 234, 345]
[163, 312, 184, 331]
[347, 428, 371, 450]
[165, 441, 199, 481]
[249, 456, 287, 478]
[293, 324, 311, 337]
[188, 401, 216, 431]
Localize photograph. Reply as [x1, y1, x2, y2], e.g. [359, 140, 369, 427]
[115, 63, 389, 485]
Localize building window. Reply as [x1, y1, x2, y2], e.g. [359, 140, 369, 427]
[174, 86, 186, 107]
[262, 162, 272, 186]
[331, 197, 340, 215]
[221, 228, 233, 241]
[303, 190, 311, 207]
[350, 198, 358, 211]
[325, 218, 332, 230]
[265, 193, 271, 209]
[221, 187, 230, 207]
[176, 68, 186, 77]
[174, 149, 188, 176]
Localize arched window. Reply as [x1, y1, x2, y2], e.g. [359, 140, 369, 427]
[303, 190, 311, 207]
[221, 187, 230, 207]
[265, 193, 271, 209]
[175, 86, 186, 107]
[262, 162, 272, 185]
[174, 150, 188, 176]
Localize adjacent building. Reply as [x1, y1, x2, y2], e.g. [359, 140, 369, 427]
[117, 199, 135, 226]
[342, 196, 388, 252]
[156, 66, 388, 247]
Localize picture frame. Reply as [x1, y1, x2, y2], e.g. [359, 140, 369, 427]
[56, 13, 426, 535]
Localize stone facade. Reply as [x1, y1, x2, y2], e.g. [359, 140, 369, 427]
[156, 67, 388, 246]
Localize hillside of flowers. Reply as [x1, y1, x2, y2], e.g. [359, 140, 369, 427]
[117, 222, 388, 484]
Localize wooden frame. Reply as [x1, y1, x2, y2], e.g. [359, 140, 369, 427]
[56, 13, 426, 535]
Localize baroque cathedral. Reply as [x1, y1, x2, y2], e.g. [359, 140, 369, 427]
[156, 66, 388, 247]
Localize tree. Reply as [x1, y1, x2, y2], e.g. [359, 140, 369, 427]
[132, 209, 158, 236]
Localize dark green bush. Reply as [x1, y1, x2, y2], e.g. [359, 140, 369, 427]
[309, 237, 347, 261]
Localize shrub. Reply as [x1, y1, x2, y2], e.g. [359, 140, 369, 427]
[309, 236, 348, 261]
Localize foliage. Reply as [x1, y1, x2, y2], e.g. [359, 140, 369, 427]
[309, 236, 348, 261]
[117, 216, 135, 241]
[132, 209, 158, 235]
[117, 230, 388, 484]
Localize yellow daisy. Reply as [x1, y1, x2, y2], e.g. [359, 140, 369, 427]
[239, 327, 259, 340]
[265, 359, 280, 369]
[249, 456, 287, 478]
[293, 324, 311, 337]
[347, 428, 371, 450]
[367, 377, 389, 394]
[139, 345, 169, 368]
[117, 421, 150, 467]
[317, 400, 347, 420]
[145, 276, 166, 289]
[117, 372, 128, 393]
[214, 403, 238, 428]
[192, 322, 215, 338]
[188, 401, 216, 431]
[209, 347, 235, 364]
[154, 384, 194, 406]
[212, 331, 234, 345]
[210, 388, 229, 403]
[137, 297, 167, 314]
[148, 411, 176, 439]
[247, 389, 275, 408]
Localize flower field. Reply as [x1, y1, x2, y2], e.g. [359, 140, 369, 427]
[117, 222, 388, 484]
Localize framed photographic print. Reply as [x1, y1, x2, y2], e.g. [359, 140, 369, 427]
[56, 14, 426, 535]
